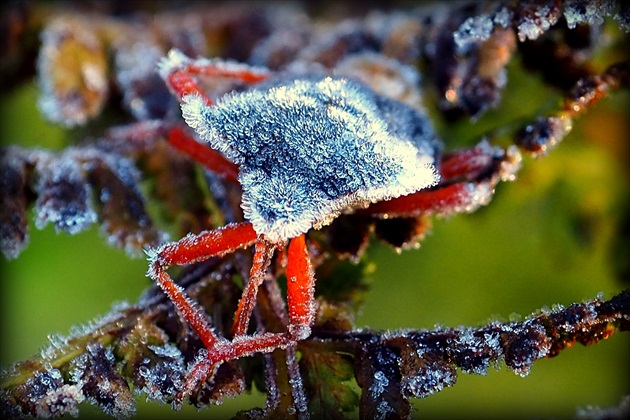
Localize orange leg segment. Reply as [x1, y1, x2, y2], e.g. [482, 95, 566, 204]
[231, 240, 275, 337]
[166, 69, 215, 104]
[440, 147, 496, 182]
[163, 59, 270, 104]
[167, 126, 240, 183]
[183, 61, 270, 84]
[362, 142, 515, 218]
[286, 234, 315, 339]
[362, 183, 477, 218]
[148, 222, 257, 348]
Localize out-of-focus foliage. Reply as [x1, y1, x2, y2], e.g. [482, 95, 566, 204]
[1, 1, 629, 418]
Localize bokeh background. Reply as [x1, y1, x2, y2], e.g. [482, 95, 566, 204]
[1, 1, 629, 418]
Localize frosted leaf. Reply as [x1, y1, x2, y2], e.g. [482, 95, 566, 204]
[148, 343, 184, 360]
[548, 301, 599, 336]
[0, 368, 80, 418]
[454, 15, 494, 53]
[452, 329, 502, 375]
[181, 74, 439, 243]
[1, 144, 161, 257]
[375, 400, 396, 419]
[369, 370, 397, 420]
[516, 2, 562, 42]
[158, 49, 269, 86]
[33, 153, 97, 235]
[564, 0, 616, 29]
[614, 6, 630, 32]
[70, 343, 136, 418]
[82, 148, 165, 255]
[37, 16, 108, 127]
[39, 384, 84, 418]
[516, 116, 572, 157]
[355, 343, 411, 418]
[502, 323, 551, 377]
[137, 359, 185, 404]
[369, 370, 389, 399]
[114, 40, 172, 120]
[401, 361, 456, 398]
[453, 4, 514, 53]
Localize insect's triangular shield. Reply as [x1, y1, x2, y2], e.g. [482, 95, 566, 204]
[182, 77, 439, 243]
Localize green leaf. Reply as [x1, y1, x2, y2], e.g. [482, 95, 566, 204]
[300, 343, 359, 419]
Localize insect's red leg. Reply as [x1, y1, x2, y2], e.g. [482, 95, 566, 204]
[148, 222, 257, 348]
[164, 66, 215, 105]
[230, 235, 314, 339]
[363, 142, 521, 218]
[176, 333, 292, 404]
[439, 145, 501, 182]
[177, 235, 314, 402]
[362, 182, 490, 218]
[104, 120, 239, 183]
[160, 50, 270, 105]
[285, 234, 316, 340]
[167, 126, 239, 183]
[201, 235, 314, 359]
[231, 240, 275, 337]
[182, 60, 270, 84]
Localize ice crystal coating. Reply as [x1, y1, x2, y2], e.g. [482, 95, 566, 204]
[453, 7, 513, 53]
[516, 3, 562, 42]
[454, 15, 494, 52]
[516, 116, 573, 157]
[0, 150, 29, 259]
[502, 322, 551, 377]
[137, 347, 186, 404]
[114, 42, 171, 120]
[564, 0, 616, 29]
[158, 49, 269, 85]
[70, 343, 136, 417]
[402, 360, 456, 398]
[33, 154, 98, 234]
[181, 75, 439, 243]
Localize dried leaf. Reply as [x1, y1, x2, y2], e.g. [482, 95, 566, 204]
[0, 146, 164, 259]
[38, 16, 109, 127]
[32, 150, 97, 234]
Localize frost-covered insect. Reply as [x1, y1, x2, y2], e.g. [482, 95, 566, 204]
[149, 49, 518, 399]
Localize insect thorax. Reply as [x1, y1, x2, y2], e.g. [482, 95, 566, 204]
[181, 77, 440, 243]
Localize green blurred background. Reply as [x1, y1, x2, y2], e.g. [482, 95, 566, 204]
[1, 21, 629, 420]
